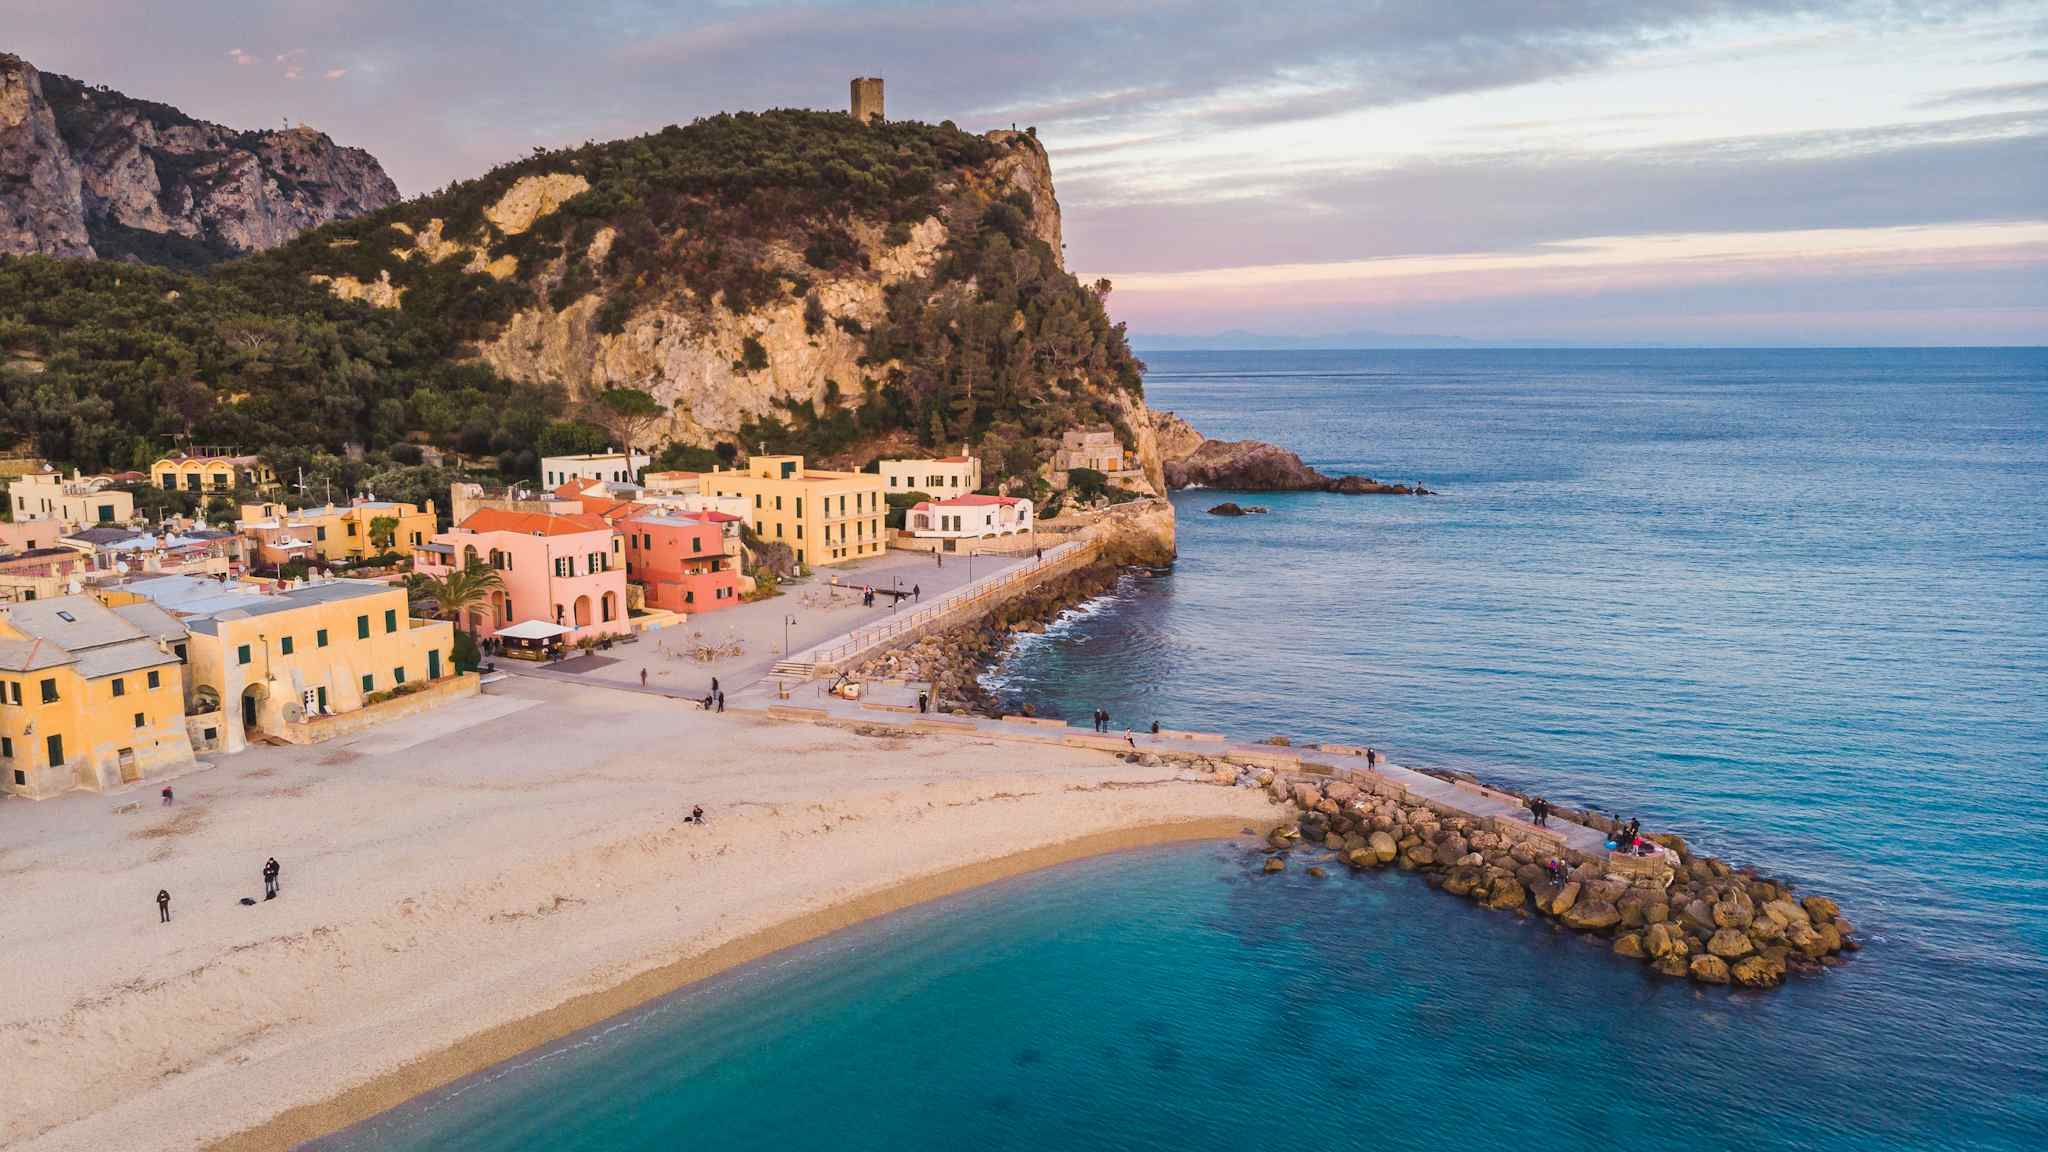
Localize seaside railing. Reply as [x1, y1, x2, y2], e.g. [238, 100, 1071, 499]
[801, 539, 1099, 671]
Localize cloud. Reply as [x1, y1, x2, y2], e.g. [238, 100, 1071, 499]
[1919, 79, 2048, 108]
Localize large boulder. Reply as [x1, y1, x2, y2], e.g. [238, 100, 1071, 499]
[1730, 952, 1788, 988]
[1291, 783, 1323, 810]
[1680, 899, 1719, 936]
[1712, 897, 1754, 929]
[1707, 928, 1756, 959]
[1763, 899, 1808, 930]
[1550, 881, 1581, 917]
[1324, 781, 1359, 804]
[1802, 895, 1840, 922]
[1689, 955, 1731, 984]
[1612, 933, 1646, 959]
[1653, 955, 1691, 979]
[1369, 830, 1398, 863]
[1443, 868, 1481, 897]
[1263, 857, 1285, 874]
[1645, 922, 1676, 959]
[1486, 877, 1527, 911]
[1563, 901, 1622, 931]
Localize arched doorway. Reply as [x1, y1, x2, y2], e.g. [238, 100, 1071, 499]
[241, 684, 266, 735]
[492, 590, 508, 625]
[573, 595, 592, 627]
[601, 591, 617, 623]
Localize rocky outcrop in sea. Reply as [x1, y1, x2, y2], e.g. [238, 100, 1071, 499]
[1151, 409, 1431, 495]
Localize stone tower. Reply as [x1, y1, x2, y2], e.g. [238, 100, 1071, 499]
[850, 77, 884, 124]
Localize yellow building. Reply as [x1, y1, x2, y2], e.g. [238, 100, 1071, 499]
[8, 470, 135, 527]
[150, 451, 279, 496]
[236, 499, 438, 568]
[0, 594, 195, 799]
[111, 574, 456, 754]
[696, 456, 886, 568]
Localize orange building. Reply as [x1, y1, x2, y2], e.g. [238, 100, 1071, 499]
[619, 512, 740, 614]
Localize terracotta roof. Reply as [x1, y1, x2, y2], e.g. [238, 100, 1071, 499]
[458, 509, 614, 536]
[680, 510, 743, 524]
[930, 494, 1019, 507]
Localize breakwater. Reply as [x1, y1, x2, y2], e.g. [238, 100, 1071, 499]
[1248, 760, 1858, 988]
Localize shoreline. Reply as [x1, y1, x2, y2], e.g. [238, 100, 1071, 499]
[214, 817, 1260, 1152]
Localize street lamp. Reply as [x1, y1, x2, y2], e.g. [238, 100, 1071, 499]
[784, 614, 797, 656]
[892, 576, 900, 613]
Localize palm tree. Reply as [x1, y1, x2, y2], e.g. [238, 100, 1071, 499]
[407, 560, 504, 630]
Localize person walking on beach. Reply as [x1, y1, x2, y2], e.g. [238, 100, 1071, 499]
[715, 690, 725, 713]
[157, 889, 171, 923]
[161, 784, 173, 806]
[263, 857, 280, 900]
[912, 584, 921, 602]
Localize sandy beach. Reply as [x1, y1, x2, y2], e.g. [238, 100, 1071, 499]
[0, 675, 1277, 1152]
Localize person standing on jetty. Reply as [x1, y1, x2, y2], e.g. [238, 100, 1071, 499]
[157, 889, 171, 923]
[1365, 747, 1377, 767]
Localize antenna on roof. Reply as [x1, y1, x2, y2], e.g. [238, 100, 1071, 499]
[294, 467, 309, 497]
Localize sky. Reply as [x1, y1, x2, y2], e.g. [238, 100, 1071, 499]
[7, 0, 2046, 345]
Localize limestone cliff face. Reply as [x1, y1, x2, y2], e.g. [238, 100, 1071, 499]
[461, 131, 1126, 456]
[0, 54, 398, 265]
[0, 55, 92, 258]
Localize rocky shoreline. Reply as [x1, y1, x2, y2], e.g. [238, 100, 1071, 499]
[1260, 773, 1858, 988]
[853, 560, 1129, 715]
[1152, 410, 1433, 495]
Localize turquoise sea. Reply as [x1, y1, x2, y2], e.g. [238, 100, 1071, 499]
[316, 349, 2047, 1150]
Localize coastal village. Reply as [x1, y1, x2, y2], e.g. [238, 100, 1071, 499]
[0, 73, 1868, 1152]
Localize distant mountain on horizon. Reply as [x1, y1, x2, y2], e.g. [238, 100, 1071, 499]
[1132, 328, 1484, 351]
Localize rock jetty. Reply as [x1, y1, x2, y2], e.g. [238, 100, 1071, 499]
[1261, 774, 1857, 988]
[1151, 410, 1432, 495]
[1207, 502, 1269, 516]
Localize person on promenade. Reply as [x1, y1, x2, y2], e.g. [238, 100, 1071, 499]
[161, 785, 174, 806]
[690, 805, 704, 824]
[157, 889, 171, 923]
[1365, 747, 1377, 767]
[917, 690, 930, 714]
[1150, 720, 1160, 734]
[715, 691, 725, 713]
[640, 668, 648, 688]
[912, 584, 921, 602]
[1124, 728, 1137, 750]
[701, 692, 715, 710]
[263, 857, 280, 900]
[711, 676, 720, 695]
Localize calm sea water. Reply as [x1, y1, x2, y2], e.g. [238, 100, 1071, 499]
[321, 350, 2048, 1150]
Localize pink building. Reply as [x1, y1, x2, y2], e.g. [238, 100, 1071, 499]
[416, 509, 627, 640]
[0, 522, 61, 554]
[620, 511, 740, 614]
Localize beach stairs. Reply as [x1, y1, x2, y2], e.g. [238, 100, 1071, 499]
[770, 660, 816, 679]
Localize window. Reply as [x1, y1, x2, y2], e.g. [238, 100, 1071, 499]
[754, 495, 762, 509]
[46, 734, 62, 766]
[384, 609, 397, 633]
[10, 770, 20, 786]
[316, 628, 328, 648]
[56, 609, 75, 622]
[691, 536, 701, 553]
[40, 678, 57, 703]
[775, 496, 783, 511]
[393, 667, 406, 685]
[112, 677, 125, 698]
[1, 736, 11, 758]
[796, 525, 803, 539]
[133, 711, 145, 729]
[148, 670, 161, 689]
[361, 673, 374, 693]
[796, 498, 803, 517]
[237, 644, 252, 666]
[315, 526, 327, 541]
[280, 636, 294, 656]
[357, 614, 370, 639]
[174, 643, 186, 662]
[7, 681, 19, 705]
[347, 522, 358, 536]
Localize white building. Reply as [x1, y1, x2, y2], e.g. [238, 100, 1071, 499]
[540, 451, 651, 489]
[907, 494, 1032, 545]
[8, 470, 135, 528]
[880, 451, 981, 496]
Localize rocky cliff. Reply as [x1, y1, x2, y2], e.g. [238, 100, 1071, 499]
[0, 54, 398, 266]
[1151, 408, 1429, 494]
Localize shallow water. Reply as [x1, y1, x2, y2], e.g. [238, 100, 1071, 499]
[322, 349, 2048, 1149]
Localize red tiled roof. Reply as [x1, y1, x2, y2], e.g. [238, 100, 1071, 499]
[931, 494, 1019, 506]
[552, 481, 591, 499]
[459, 509, 614, 536]
[680, 510, 743, 524]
